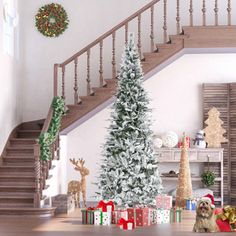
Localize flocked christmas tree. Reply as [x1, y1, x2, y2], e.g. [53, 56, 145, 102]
[204, 107, 228, 148]
[98, 33, 163, 207]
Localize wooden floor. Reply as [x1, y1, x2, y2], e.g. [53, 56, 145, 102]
[0, 209, 231, 236]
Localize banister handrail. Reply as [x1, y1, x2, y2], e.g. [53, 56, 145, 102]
[59, 0, 160, 67]
[40, 107, 53, 134]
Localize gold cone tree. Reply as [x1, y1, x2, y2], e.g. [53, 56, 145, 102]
[175, 133, 192, 208]
[204, 107, 228, 148]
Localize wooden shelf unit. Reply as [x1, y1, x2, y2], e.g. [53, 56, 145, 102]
[156, 148, 224, 206]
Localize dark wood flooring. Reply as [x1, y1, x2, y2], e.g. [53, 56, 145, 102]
[0, 209, 232, 236]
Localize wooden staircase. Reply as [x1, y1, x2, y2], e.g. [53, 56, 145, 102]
[2, 0, 236, 215]
[0, 122, 55, 216]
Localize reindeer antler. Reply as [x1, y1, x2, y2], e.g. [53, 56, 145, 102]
[79, 158, 85, 167]
[70, 158, 81, 171]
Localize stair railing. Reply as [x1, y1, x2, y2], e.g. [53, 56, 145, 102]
[53, 0, 162, 105]
[33, 107, 60, 208]
[53, 0, 234, 107]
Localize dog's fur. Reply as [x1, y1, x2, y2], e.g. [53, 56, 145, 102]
[193, 199, 219, 233]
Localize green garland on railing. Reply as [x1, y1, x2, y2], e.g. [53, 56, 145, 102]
[39, 96, 65, 161]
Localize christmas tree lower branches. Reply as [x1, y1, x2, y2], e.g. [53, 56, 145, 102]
[98, 33, 163, 207]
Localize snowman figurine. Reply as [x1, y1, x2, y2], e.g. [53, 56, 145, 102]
[193, 130, 206, 148]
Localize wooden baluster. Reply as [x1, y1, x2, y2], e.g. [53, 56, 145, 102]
[138, 14, 142, 58]
[150, 5, 155, 52]
[163, 0, 167, 43]
[99, 40, 106, 87]
[86, 49, 94, 95]
[189, 0, 193, 26]
[53, 64, 58, 97]
[112, 32, 116, 80]
[40, 160, 43, 193]
[42, 161, 47, 189]
[74, 58, 81, 104]
[34, 143, 41, 208]
[214, 0, 218, 26]
[125, 23, 128, 44]
[56, 136, 60, 160]
[61, 66, 65, 99]
[202, 0, 206, 26]
[176, 0, 180, 34]
[227, 0, 231, 26]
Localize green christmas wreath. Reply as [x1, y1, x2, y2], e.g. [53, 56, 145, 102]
[35, 3, 69, 37]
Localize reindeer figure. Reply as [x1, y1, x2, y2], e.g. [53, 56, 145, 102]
[67, 158, 89, 208]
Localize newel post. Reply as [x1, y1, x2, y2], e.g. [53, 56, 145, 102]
[34, 142, 41, 208]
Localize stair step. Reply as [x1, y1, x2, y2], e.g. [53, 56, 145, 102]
[2, 156, 34, 166]
[17, 130, 41, 139]
[10, 138, 36, 146]
[0, 191, 34, 196]
[0, 203, 34, 208]
[0, 175, 35, 184]
[0, 166, 34, 171]
[0, 195, 34, 204]
[169, 34, 187, 43]
[0, 207, 55, 216]
[104, 78, 117, 87]
[6, 147, 34, 155]
[92, 87, 115, 94]
[0, 185, 35, 193]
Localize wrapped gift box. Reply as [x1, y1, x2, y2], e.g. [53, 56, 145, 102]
[111, 209, 128, 224]
[152, 209, 158, 224]
[81, 207, 97, 224]
[118, 218, 135, 230]
[97, 200, 115, 212]
[102, 212, 112, 226]
[156, 195, 172, 209]
[94, 210, 112, 226]
[170, 208, 182, 223]
[135, 208, 150, 227]
[157, 209, 170, 224]
[186, 198, 197, 211]
[127, 208, 135, 221]
[81, 209, 87, 224]
[94, 210, 102, 225]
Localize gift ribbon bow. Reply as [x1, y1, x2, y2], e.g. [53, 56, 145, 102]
[219, 205, 236, 225]
[97, 200, 115, 212]
[87, 207, 96, 211]
[117, 218, 135, 230]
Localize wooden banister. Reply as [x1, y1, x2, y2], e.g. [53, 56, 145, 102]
[41, 108, 53, 134]
[59, 0, 160, 67]
[34, 101, 61, 208]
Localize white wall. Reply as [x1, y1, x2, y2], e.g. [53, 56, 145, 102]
[66, 53, 236, 200]
[0, 0, 22, 154]
[20, 0, 151, 121]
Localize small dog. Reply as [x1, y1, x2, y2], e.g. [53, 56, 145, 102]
[193, 198, 219, 233]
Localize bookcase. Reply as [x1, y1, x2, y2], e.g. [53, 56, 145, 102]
[156, 148, 224, 206]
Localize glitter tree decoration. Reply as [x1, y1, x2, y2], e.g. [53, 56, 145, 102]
[204, 107, 228, 148]
[175, 133, 192, 208]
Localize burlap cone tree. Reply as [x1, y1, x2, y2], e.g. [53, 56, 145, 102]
[175, 133, 192, 208]
[204, 107, 228, 148]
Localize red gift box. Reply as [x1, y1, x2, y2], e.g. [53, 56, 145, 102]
[135, 208, 149, 227]
[112, 209, 128, 224]
[127, 208, 135, 221]
[215, 208, 236, 232]
[118, 218, 135, 230]
[96, 200, 115, 212]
